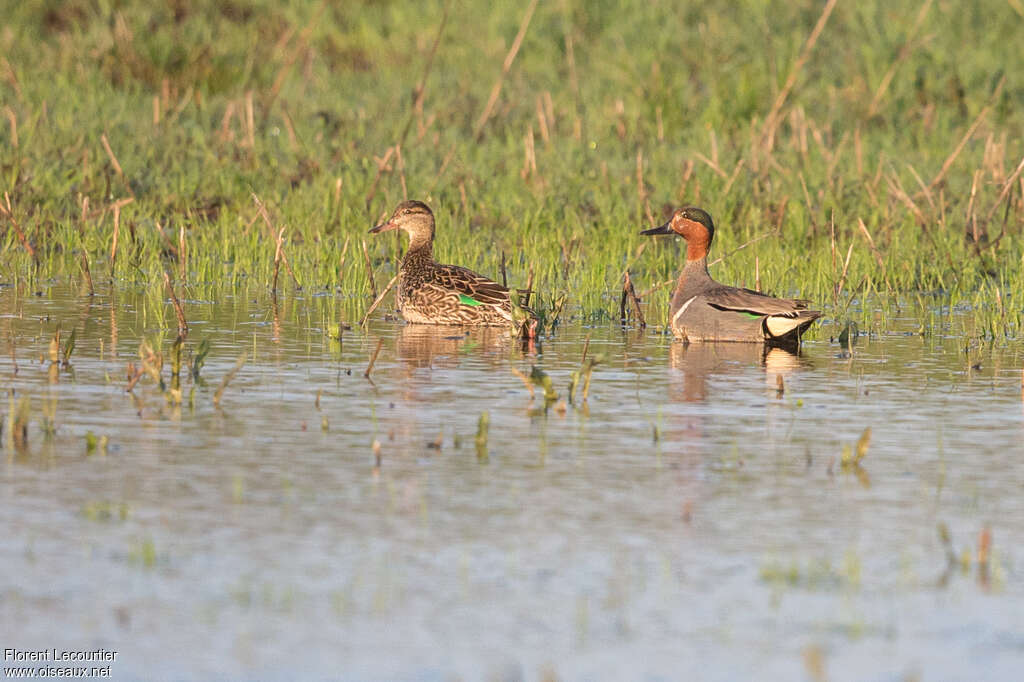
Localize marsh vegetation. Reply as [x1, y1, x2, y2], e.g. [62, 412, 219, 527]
[2, 0, 1023, 678]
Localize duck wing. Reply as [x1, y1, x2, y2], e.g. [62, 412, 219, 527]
[702, 285, 814, 318]
[433, 264, 510, 306]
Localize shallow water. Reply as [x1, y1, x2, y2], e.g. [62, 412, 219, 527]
[2, 283, 1023, 681]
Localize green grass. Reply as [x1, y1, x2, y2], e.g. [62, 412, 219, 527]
[1, 0, 1023, 338]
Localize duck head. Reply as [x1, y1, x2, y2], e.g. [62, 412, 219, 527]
[370, 200, 435, 250]
[641, 206, 715, 261]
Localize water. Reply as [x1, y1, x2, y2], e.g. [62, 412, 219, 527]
[2, 284, 1023, 681]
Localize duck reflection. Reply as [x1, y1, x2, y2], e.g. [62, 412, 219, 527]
[396, 324, 518, 371]
[668, 343, 808, 402]
[662, 343, 811, 481]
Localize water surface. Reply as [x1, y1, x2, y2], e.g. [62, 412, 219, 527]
[2, 284, 1022, 680]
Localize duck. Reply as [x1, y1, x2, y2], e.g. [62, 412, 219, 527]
[641, 207, 821, 345]
[369, 200, 538, 336]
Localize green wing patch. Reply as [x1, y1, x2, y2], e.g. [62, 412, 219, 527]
[740, 312, 762, 319]
[458, 293, 482, 306]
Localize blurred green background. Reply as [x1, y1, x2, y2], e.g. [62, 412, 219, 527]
[2, 0, 1022, 325]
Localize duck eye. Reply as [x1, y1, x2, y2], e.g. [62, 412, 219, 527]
[403, 209, 411, 215]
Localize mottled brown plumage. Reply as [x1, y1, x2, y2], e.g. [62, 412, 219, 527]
[642, 207, 821, 345]
[369, 200, 537, 333]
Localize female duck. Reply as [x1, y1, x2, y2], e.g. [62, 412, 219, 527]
[642, 207, 821, 345]
[370, 200, 537, 335]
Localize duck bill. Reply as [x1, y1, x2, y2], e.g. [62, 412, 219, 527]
[369, 220, 397, 234]
[640, 220, 673, 236]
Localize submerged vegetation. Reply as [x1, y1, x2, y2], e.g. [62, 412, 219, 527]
[0, 0, 1021, 337]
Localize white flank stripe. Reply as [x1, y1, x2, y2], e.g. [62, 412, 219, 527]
[766, 315, 802, 337]
[672, 296, 698, 328]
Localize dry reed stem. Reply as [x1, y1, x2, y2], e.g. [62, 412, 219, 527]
[636, 150, 655, 226]
[364, 146, 395, 207]
[798, 172, 815, 227]
[253, 194, 301, 291]
[178, 224, 186, 279]
[694, 152, 727, 178]
[510, 367, 535, 398]
[359, 274, 398, 326]
[272, 227, 285, 294]
[708, 229, 778, 267]
[0, 57, 22, 100]
[3, 107, 16, 148]
[967, 169, 982, 244]
[856, 218, 885, 269]
[124, 365, 144, 393]
[619, 272, 646, 328]
[338, 236, 350, 281]
[521, 126, 537, 179]
[867, 0, 934, 117]
[929, 76, 1004, 189]
[722, 159, 746, 197]
[395, 143, 408, 199]
[473, 0, 540, 140]
[536, 95, 550, 146]
[364, 338, 384, 379]
[425, 145, 457, 193]
[100, 133, 135, 198]
[1, 193, 36, 262]
[396, 5, 448, 148]
[279, 251, 302, 292]
[219, 101, 236, 142]
[757, 0, 839, 155]
[243, 91, 256, 148]
[99, 133, 124, 179]
[856, 218, 894, 292]
[79, 251, 94, 296]
[108, 199, 135, 275]
[163, 271, 189, 339]
[280, 106, 299, 150]
[362, 239, 377, 299]
[905, 163, 935, 211]
[836, 241, 855, 300]
[500, 251, 507, 288]
[213, 352, 247, 407]
[984, 154, 1024, 224]
[887, 173, 928, 227]
[581, 334, 590, 363]
[637, 278, 674, 299]
[262, 1, 327, 126]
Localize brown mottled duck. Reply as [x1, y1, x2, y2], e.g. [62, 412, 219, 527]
[369, 200, 538, 336]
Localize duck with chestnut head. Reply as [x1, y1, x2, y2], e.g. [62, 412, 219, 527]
[370, 200, 537, 336]
[641, 207, 821, 345]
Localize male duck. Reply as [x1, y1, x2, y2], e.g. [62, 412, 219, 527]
[370, 200, 537, 335]
[642, 207, 821, 345]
